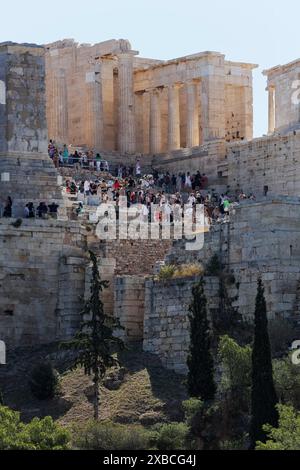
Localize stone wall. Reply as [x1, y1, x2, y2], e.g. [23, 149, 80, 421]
[0, 42, 64, 217]
[100, 238, 172, 276]
[0, 219, 86, 347]
[114, 275, 146, 341]
[167, 198, 300, 321]
[0, 42, 47, 154]
[227, 131, 300, 197]
[143, 276, 219, 373]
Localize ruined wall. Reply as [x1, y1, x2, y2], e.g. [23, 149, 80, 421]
[143, 276, 219, 373]
[167, 199, 300, 321]
[144, 199, 300, 372]
[0, 219, 86, 347]
[0, 43, 47, 154]
[114, 275, 146, 341]
[227, 131, 300, 197]
[152, 140, 227, 188]
[0, 42, 64, 216]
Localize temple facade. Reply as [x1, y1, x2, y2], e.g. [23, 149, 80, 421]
[45, 39, 257, 154]
[264, 59, 300, 135]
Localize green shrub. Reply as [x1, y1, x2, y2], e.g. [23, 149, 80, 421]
[273, 356, 300, 409]
[74, 421, 151, 450]
[158, 265, 176, 280]
[29, 362, 60, 400]
[0, 406, 70, 450]
[182, 398, 203, 424]
[256, 405, 300, 450]
[217, 335, 252, 415]
[154, 422, 189, 450]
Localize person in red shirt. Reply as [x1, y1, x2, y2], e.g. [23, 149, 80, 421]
[113, 179, 121, 191]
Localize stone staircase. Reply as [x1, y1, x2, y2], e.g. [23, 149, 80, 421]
[0, 153, 65, 217]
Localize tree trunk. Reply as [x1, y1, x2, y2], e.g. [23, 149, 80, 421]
[94, 375, 100, 420]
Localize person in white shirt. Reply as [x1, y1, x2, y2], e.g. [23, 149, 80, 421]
[84, 180, 90, 196]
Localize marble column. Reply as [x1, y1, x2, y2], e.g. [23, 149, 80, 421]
[117, 52, 137, 154]
[200, 59, 226, 142]
[53, 69, 68, 143]
[268, 85, 275, 135]
[186, 80, 199, 147]
[150, 88, 162, 154]
[168, 83, 182, 151]
[85, 64, 103, 150]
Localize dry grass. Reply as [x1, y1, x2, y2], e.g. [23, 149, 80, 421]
[157, 263, 203, 280]
[0, 343, 187, 428]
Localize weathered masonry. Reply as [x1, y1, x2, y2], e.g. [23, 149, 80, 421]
[0, 43, 86, 346]
[0, 42, 63, 217]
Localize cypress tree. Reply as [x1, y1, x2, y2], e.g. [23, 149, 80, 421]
[249, 278, 278, 449]
[61, 250, 124, 420]
[187, 277, 216, 400]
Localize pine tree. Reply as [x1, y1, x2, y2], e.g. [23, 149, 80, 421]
[61, 250, 124, 420]
[249, 278, 278, 449]
[187, 277, 216, 400]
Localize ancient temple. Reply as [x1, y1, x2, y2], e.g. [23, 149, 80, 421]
[264, 59, 300, 135]
[45, 39, 257, 154]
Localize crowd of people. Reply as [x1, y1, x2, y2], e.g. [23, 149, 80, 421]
[1, 197, 59, 219]
[0, 139, 257, 224]
[64, 169, 256, 225]
[48, 141, 110, 171]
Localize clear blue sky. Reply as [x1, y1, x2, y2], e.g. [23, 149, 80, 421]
[1, 0, 298, 137]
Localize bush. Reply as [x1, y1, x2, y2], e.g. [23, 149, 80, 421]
[74, 421, 151, 450]
[153, 422, 189, 450]
[158, 265, 176, 280]
[29, 362, 60, 400]
[218, 335, 252, 396]
[256, 405, 300, 450]
[0, 406, 70, 450]
[182, 398, 203, 424]
[273, 356, 300, 409]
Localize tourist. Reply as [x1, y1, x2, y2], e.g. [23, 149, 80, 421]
[185, 172, 192, 190]
[48, 202, 59, 218]
[95, 153, 102, 171]
[24, 202, 35, 218]
[75, 202, 84, 216]
[63, 144, 69, 165]
[201, 173, 208, 189]
[3, 197, 12, 217]
[53, 150, 59, 169]
[136, 159, 141, 178]
[84, 180, 90, 196]
[37, 202, 48, 218]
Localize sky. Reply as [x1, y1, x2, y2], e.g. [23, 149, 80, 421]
[1, 0, 299, 137]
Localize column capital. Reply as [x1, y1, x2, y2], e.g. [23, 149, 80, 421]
[266, 84, 275, 92]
